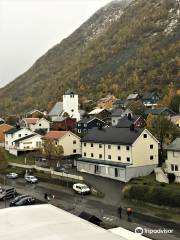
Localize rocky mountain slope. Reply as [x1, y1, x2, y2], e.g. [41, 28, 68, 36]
[0, 0, 179, 115]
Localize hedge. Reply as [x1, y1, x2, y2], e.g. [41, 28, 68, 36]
[124, 185, 180, 208]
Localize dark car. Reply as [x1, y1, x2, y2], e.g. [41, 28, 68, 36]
[9, 195, 29, 206]
[15, 196, 35, 206]
[0, 187, 17, 200]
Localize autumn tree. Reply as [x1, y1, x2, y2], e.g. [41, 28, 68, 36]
[41, 140, 64, 169]
[127, 100, 146, 117]
[146, 114, 180, 164]
[0, 147, 8, 171]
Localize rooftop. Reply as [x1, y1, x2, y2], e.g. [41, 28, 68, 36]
[23, 118, 39, 125]
[0, 204, 126, 240]
[89, 108, 106, 115]
[48, 102, 63, 116]
[81, 127, 144, 145]
[116, 115, 139, 128]
[145, 107, 175, 116]
[167, 138, 180, 152]
[43, 131, 68, 140]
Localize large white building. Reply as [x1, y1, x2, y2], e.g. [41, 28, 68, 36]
[77, 127, 159, 182]
[63, 89, 80, 121]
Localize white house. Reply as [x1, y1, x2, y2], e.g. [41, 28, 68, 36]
[77, 127, 159, 182]
[4, 127, 42, 156]
[20, 118, 50, 132]
[62, 90, 80, 121]
[43, 131, 81, 156]
[12, 133, 42, 156]
[111, 108, 133, 126]
[165, 138, 180, 183]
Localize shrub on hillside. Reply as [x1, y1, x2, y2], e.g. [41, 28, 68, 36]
[0, 147, 8, 171]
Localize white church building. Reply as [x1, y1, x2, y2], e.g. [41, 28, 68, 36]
[48, 90, 81, 121]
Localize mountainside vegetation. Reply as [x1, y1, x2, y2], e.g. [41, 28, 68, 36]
[0, 0, 179, 115]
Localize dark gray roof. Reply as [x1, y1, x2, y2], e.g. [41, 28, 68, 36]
[81, 127, 144, 145]
[113, 99, 125, 105]
[13, 134, 37, 143]
[111, 108, 125, 117]
[48, 102, 63, 116]
[5, 128, 21, 134]
[78, 117, 105, 124]
[78, 158, 131, 167]
[167, 138, 180, 152]
[142, 92, 159, 100]
[116, 115, 139, 128]
[64, 89, 77, 95]
[145, 107, 175, 116]
[79, 109, 86, 117]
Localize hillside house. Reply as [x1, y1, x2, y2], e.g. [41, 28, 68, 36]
[51, 117, 76, 131]
[165, 138, 180, 183]
[142, 92, 160, 108]
[112, 99, 126, 109]
[5, 128, 42, 156]
[170, 115, 180, 127]
[126, 93, 140, 102]
[77, 117, 105, 134]
[25, 109, 46, 118]
[88, 108, 111, 123]
[145, 107, 175, 116]
[43, 131, 81, 156]
[20, 118, 50, 132]
[0, 123, 13, 147]
[111, 108, 133, 126]
[97, 95, 117, 110]
[77, 127, 159, 182]
[116, 115, 146, 129]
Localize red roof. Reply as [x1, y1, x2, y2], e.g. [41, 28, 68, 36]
[24, 118, 39, 125]
[43, 131, 68, 140]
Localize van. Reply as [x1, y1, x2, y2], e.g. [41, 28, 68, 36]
[0, 186, 17, 200]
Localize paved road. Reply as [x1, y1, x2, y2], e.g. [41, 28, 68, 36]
[0, 176, 180, 240]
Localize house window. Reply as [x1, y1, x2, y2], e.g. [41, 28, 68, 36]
[126, 146, 130, 150]
[143, 134, 147, 138]
[78, 129, 81, 133]
[84, 152, 86, 157]
[39, 124, 42, 126]
[99, 144, 102, 148]
[18, 134, 21, 138]
[73, 149, 76, 153]
[84, 123, 87, 127]
[108, 155, 111, 160]
[84, 143, 86, 147]
[91, 153, 94, 157]
[99, 154, 102, 159]
[117, 145, 120, 150]
[115, 168, 118, 177]
[127, 157, 130, 162]
[118, 156, 121, 161]
[71, 109, 74, 112]
[175, 165, 178, 171]
[150, 155, 154, 160]
[150, 145, 153, 149]
[78, 123, 81, 127]
[73, 140, 76, 144]
[91, 143, 93, 147]
[108, 145, 111, 149]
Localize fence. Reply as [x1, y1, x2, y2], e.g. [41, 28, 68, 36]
[8, 162, 83, 181]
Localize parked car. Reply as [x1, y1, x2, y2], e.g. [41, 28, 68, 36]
[14, 196, 35, 206]
[0, 187, 17, 200]
[6, 172, 18, 179]
[73, 183, 91, 195]
[9, 194, 29, 206]
[25, 175, 38, 183]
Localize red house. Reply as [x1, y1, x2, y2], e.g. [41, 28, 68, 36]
[51, 117, 76, 131]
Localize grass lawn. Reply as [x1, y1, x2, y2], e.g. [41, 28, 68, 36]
[129, 174, 180, 193]
[5, 151, 35, 165]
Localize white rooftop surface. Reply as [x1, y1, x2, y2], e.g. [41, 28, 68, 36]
[89, 108, 104, 115]
[0, 204, 127, 240]
[110, 227, 152, 240]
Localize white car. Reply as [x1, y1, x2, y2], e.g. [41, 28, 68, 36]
[6, 173, 18, 179]
[73, 183, 90, 195]
[25, 175, 38, 183]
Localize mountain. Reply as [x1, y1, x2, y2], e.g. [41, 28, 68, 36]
[0, 0, 179, 115]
